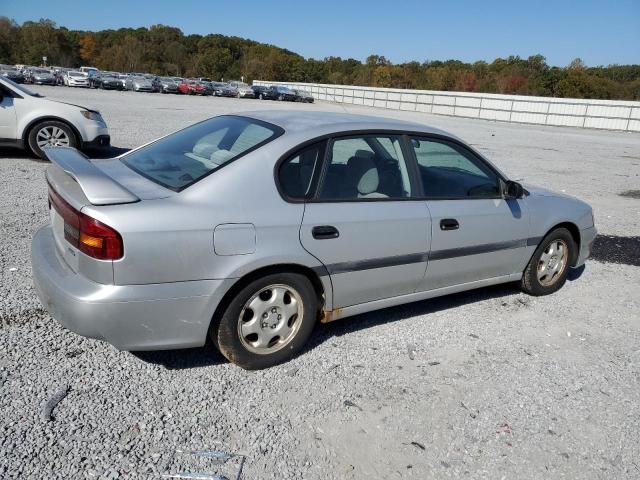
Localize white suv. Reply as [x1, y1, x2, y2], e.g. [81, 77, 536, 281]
[0, 77, 110, 159]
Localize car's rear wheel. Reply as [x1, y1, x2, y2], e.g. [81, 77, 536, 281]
[213, 273, 318, 369]
[521, 227, 575, 296]
[27, 120, 78, 160]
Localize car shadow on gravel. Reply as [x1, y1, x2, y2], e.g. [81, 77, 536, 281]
[0, 146, 130, 160]
[307, 268, 587, 350]
[131, 266, 590, 369]
[309, 283, 520, 347]
[88, 146, 130, 158]
[131, 342, 225, 370]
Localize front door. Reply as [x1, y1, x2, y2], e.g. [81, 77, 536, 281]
[299, 134, 431, 308]
[408, 136, 530, 290]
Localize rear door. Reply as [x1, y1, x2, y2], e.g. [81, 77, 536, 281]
[297, 134, 431, 308]
[409, 136, 530, 290]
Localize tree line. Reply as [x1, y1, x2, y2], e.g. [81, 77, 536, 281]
[1, 17, 639, 100]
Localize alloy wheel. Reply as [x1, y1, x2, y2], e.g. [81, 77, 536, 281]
[36, 126, 70, 149]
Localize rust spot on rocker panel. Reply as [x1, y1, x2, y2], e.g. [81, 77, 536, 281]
[320, 308, 343, 323]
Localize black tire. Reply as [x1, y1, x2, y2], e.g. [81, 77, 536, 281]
[212, 273, 318, 369]
[278, 94, 284, 101]
[259, 93, 264, 100]
[521, 228, 575, 296]
[27, 120, 78, 160]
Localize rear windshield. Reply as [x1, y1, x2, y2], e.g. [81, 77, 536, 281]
[121, 116, 283, 190]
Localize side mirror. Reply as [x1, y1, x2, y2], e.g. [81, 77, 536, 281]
[504, 180, 524, 199]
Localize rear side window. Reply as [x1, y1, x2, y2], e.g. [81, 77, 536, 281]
[122, 116, 282, 191]
[278, 142, 325, 200]
[318, 135, 413, 200]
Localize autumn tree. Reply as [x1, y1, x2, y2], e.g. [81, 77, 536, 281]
[0, 18, 638, 100]
[79, 34, 96, 63]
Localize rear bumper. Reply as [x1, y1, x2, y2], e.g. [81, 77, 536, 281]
[576, 226, 597, 266]
[32, 226, 233, 350]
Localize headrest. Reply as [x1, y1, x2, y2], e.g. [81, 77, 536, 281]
[347, 154, 375, 171]
[354, 149, 374, 159]
[357, 168, 379, 195]
[210, 149, 234, 165]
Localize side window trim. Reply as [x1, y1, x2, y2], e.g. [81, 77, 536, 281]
[408, 134, 505, 200]
[275, 139, 327, 202]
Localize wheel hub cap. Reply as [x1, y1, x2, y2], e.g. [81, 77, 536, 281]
[238, 284, 303, 355]
[537, 240, 568, 286]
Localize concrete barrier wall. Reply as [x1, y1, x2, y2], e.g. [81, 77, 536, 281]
[253, 81, 640, 132]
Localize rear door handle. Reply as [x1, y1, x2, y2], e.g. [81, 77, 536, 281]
[440, 218, 459, 231]
[312, 225, 339, 240]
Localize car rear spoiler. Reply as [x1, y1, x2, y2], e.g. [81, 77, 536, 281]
[43, 147, 139, 205]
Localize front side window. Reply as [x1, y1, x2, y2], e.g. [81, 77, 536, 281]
[411, 137, 500, 198]
[278, 142, 325, 199]
[318, 135, 412, 200]
[122, 116, 282, 190]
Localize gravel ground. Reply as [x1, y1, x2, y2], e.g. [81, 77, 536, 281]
[1, 86, 639, 480]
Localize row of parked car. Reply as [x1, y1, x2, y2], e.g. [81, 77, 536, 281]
[0, 64, 314, 103]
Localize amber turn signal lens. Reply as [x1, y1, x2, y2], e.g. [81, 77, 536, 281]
[80, 233, 104, 249]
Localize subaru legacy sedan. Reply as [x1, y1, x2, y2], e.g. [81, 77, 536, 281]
[32, 112, 596, 369]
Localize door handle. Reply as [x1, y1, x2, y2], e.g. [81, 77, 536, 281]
[312, 225, 339, 240]
[440, 218, 459, 231]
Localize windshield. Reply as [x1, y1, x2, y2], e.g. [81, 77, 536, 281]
[69, 72, 84, 77]
[0, 76, 40, 97]
[121, 116, 283, 190]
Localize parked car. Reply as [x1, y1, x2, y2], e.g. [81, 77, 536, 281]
[158, 77, 179, 93]
[177, 80, 209, 95]
[251, 85, 271, 99]
[293, 89, 314, 103]
[31, 111, 596, 370]
[26, 68, 57, 86]
[0, 76, 110, 159]
[233, 82, 256, 98]
[79, 66, 99, 76]
[64, 71, 90, 88]
[0, 68, 24, 84]
[211, 82, 237, 97]
[94, 74, 124, 90]
[271, 86, 297, 101]
[125, 76, 154, 92]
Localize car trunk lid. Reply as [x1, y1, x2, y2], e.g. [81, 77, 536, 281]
[43, 147, 174, 283]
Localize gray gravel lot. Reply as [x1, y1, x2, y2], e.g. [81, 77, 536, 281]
[1, 86, 639, 479]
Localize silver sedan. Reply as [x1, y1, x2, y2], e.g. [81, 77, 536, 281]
[32, 112, 596, 369]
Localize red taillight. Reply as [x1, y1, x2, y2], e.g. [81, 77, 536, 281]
[48, 186, 123, 260]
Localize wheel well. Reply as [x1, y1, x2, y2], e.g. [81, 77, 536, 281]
[23, 117, 81, 147]
[545, 222, 581, 265]
[208, 264, 326, 336]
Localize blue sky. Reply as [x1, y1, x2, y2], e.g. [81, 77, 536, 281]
[3, 0, 639, 66]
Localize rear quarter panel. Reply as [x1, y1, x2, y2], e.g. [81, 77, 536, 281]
[84, 145, 326, 287]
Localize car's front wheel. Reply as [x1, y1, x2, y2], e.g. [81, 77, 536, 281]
[213, 273, 318, 369]
[27, 120, 78, 160]
[521, 227, 575, 296]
